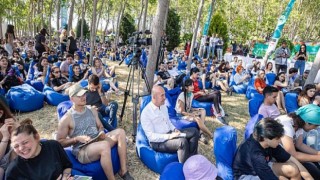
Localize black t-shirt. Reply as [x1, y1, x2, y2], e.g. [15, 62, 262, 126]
[5, 140, 72, 180]
[35, 34, 45, 49]
[233, 135, 290, 180]
[86, 89, 105, 109]
[71, 73, 84, 83]
[68, 36, 77, 51]
[51, 77, 69, 93]
[157, 71, 171, 80]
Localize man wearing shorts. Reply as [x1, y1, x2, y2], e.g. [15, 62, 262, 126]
[56, 84, 133, 180]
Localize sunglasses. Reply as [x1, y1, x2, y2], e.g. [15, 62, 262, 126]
[53, 71, 60, 73]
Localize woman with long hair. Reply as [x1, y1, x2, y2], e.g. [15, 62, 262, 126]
[254, 69, 267, 94]
[298, 84, 316, 107]
[273, 72, 288, 112]
[265, 62, 274, 74]
[49, 66, 72, 94]
[294, 44, 308, 76]
[33, 56, 49, 83]
[91, 58, 123, 95]
[175, 79, 212, 144]
[5, 119, 72, 179]
[0, 56, 22, 91]
[59, 29, 68, 57]
[276, 104, 320, 178]
[251, 61, 261, 76]
[216, 62, 231, 94]
[190, 68, 227, 125]
[67, 30, 77, 55]
[4, 25, 15, 57]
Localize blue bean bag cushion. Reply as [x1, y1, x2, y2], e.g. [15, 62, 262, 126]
[65, 146, 120, 179]
[191, 100, 212, 116]
[248, 95, 264, 117]
[160, 162, 185, 180]
[28, 80, 44, 92]
[79, 80, 88, 87]
[266, 73, 276, 86]
[246, 86, 260, 100]
[6, 84, 44, 112]
[57, 101, 121, 179]
[136, 123, 178, 174]
[285, 93, 299, 113]
[244, 114, 264, 140]
[43, 85, 70, 106]
[214, 126, 237, 180]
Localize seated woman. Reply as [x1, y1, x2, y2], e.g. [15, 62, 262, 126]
[0, 56, 22, 91]
[50, 66, 73, 94]
[233, 118, 312, 180]
[190, 68, 227, 125]
[16, 61, 27, 81]
[233, 65, 250, 88]
[265, 62, 274, 74]
[91, 58, 123, 95]
[276, 104, 320, 178]
[298, 84, 316, 107]
[273, 72, 288, 112]
[254, 69, 267, 94]
[175, 79, 212, 144]
[0, 99, 19, 179]
[33, 56, 49, 83]
[203, 64, 217, 89]
[79, 57, 90, 72]
[251, 61, 261, 76]
[70, 64, 89, 83]
[216, 62, 231, 94]
[6, 119, 72, 179]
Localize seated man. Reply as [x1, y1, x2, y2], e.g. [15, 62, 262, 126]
[258, 86, 281, 118]
[141, 85, 200, 163]
[294, 69, 309, 89]
[233, 118, 312, 180]
[60, 54, 74, 77]
[154, 62, 174, 89]
[86, 74, 118, 129]
[56, 84, 133, 180]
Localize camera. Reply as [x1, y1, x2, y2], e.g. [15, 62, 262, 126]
[127, 30, 152, 47]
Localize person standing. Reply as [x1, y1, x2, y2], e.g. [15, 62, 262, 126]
[59, 29, 68, 57]
[67, 30, 78, 55]
[4, 25, 15, 57]
[35, 28, 49, 59]
[274, 41, 291, 74]
[216, 35, 224, 61]
[209, 34, 216, 58]
[294, 44, 308, 76]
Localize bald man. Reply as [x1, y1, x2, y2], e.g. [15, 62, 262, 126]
[140, 85, 200, 163]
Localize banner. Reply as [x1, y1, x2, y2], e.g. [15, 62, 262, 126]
[253, 43, 320, 62]
[263, 0, 296, 61]
[202, 3, 214, 36]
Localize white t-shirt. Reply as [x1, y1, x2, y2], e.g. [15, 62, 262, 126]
[276, 115, 304, 144]
[175, 92, 193, 114]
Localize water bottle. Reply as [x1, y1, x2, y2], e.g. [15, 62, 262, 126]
[306, 129, 318, 150]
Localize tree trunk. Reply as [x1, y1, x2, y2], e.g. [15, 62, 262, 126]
[187, 0, 205, 72]
[103, 1, 110, 42]
[137, 0, 144, 31]
[33, 0, 37, 36]
[41, 0, 44, 28]
[305, 50, 320, 86]
[56, 0, 61, 40]
[0, 17, 3, 39]
[145, 0, 170, 90]
[115, 0, 126, 47]
[49, 0, 54, 47]
[96, 0, 106, 31]
[90, 0, 98, 63]
[163, 0, 170, 31]
[67, 0, 76, 33]
[141, 0, 148, 33]
[80, 1, 86, 45]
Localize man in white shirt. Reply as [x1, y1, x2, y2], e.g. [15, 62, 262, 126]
[141, 85, 199, 163]
[258, 86, 281, 119]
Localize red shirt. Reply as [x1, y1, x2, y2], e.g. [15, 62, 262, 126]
[192, 79, 202, 99]
[254, 78, 267, 94]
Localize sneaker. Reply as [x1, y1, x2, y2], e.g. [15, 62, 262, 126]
[120, 171, 134, 180]
[217, 116, 228, 125]
[199, 133, 208, 144]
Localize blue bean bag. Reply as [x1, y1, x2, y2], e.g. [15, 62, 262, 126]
[248, 94, 264, 117]
[57, 101, 121, 179]
[213, 126, 237, 180]
[6, 84, 44, 112]
[136, 123, 178, 174]
[244, 114, 264, 140]
[192, 100, 212, 116]
[177, 60, 187, 71]
[65, 146, 120, 179]
[43, 85, 70, 106]
[79, 80, 88, 87]
[246, 86, 260, 100]
[285, 93, 299, 113]
[160, 162, 185, 180]
[27, 80, 44, 92]
[266, 73, 276, 86]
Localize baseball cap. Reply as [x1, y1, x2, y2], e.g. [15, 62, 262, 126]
[183, 155, 218, 180]
[68, 84, 87, 97]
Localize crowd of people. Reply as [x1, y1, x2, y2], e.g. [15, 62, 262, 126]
[0, 24, 320, 180]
